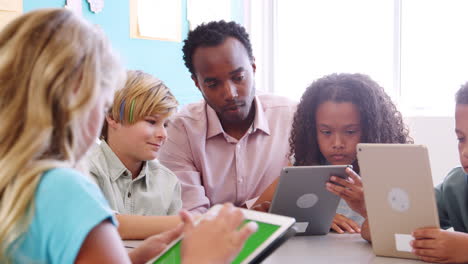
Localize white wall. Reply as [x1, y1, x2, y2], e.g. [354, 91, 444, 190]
[404, 116, 459, 186]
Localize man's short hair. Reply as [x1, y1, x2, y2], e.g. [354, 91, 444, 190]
[182, 20, 253, 76]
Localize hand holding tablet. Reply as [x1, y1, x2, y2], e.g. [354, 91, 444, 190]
[180, 204, 258, 264]
[357, 143, 440, 259]
[269, 165, 349, 235]
[326, 166, 367, 218]
[147, 204, 296, 264]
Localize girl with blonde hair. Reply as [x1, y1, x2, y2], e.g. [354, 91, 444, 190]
[88, 70, 183, 239]
[0, 8, 256, 264]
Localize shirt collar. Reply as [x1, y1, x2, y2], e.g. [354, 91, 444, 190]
[206, 104, 224, 139]
[141, 161, 150, 186]
[252, 96, 270, 135]
[206, 96, 270, 139]
[100, 140, 148, 183]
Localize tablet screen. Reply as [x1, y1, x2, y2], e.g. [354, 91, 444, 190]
[153, 220, 281, 264]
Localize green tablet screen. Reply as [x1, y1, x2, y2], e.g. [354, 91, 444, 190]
[153, 220, 281, 264]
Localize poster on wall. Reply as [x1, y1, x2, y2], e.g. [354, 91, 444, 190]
[0, 0, 22, 31]
[129, 0, 182, 42]
[0, 0, 21, 12]
[187, 0, 231, 30]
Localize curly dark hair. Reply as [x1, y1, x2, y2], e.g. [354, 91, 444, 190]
[456, 81, 468, 105]
[290, 73, 413, 167]
[182, 20, 254, 75]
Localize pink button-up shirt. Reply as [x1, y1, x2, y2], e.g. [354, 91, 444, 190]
[158, 94, 297, 213]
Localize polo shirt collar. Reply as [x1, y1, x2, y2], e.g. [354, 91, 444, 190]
[100, 140, 148, 183]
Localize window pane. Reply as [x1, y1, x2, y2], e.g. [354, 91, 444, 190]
[275, 0, 394, 100]
[401, 0, 468, 116]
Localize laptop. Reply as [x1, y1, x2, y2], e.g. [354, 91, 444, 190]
[357, 143, 440, 259]
[269, 165, 348, 235]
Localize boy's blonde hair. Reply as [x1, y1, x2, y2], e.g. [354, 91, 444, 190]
[101, 70, 178, 140]
[0, 9, 124, 261]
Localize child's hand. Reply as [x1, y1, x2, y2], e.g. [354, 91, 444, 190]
[331, 213, 361, 234]
[326, 167, 367, 218]
[412, 228, 468, 263]
[251, 201, 271, 212]
[361, 218, 371, 242]
[180, 203, 258, 264]
[129, 224, 183, 264]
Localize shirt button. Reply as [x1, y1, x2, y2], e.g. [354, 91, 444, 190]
[127, 192, 131, 198]
[238, 178, 243, 183]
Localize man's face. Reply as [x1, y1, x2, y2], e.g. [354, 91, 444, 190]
[191, 37, 256, 125]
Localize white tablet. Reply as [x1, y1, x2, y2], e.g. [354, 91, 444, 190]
[269, 165, 349, 235]
[357, 143, 440, 259]
[146, 205, 296, 264]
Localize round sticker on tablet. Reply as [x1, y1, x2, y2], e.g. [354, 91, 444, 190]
[387, 187, 410, 212]
[296, 193, 319, 208]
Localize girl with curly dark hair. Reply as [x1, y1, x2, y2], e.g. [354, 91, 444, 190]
[253, 73, 412, 234]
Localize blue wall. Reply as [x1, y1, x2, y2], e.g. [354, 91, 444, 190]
[24, 0, 243, 105]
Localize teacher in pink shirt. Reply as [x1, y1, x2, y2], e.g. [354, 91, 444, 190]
[158, 21, 296, 213]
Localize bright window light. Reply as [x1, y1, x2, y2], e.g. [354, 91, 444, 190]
[275, 0, 394, 100]
[250, 0, 468, 116]
[400, 0, 468, 116]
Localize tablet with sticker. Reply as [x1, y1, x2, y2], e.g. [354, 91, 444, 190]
[269, 165, 349, 236]
[357, 143, 440, 259]
[146, 205, 296, 264]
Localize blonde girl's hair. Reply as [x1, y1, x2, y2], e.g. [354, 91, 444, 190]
[0, 8, 124, 260]
[100, 70, 179, 140]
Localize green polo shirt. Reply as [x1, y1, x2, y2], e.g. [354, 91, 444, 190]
[436, 167, 468, 232]
[87, 141, 182, 216]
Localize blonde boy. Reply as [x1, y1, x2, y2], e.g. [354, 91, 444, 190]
[88, 70, 182, 239]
